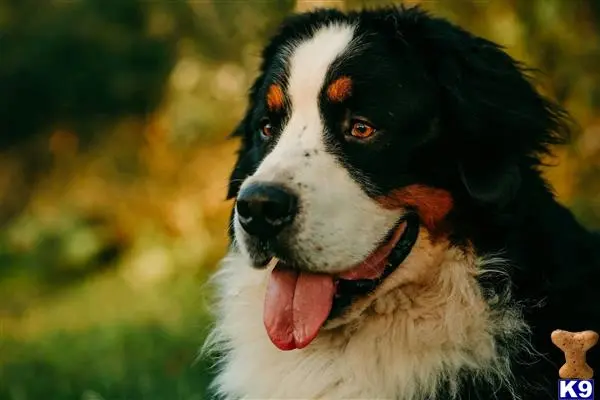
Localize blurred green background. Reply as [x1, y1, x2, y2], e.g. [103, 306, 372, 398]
[0, 1, 598, 399]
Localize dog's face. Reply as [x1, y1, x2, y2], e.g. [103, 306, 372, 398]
[236, 22, 433, 272]
[226, 7, 566, 350]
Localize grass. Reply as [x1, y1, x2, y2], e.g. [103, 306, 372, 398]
[0, 322, 214, 400]
[0, 267, 218, 400]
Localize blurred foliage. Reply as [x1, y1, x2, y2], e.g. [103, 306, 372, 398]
[0, 0, 294, 149]
[0, 0, 295, 224]
[0, 1, 598, 399]
[0, 0, 174, 148]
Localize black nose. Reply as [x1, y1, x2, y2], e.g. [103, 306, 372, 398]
[236, 183, 298, 239]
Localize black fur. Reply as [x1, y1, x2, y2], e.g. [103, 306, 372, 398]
[226, 5, 600, 399]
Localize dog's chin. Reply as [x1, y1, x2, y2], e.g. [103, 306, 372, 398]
[330, 213, 420, 319]
[253, 213, 420, 351]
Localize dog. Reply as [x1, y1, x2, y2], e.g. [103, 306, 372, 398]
[205, 5, 600, 399]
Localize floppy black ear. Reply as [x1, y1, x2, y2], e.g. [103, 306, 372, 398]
[225, 71, 271, 242]
[438, 30, 568, 206]
[458, 157, 522, 208]
[226, 118, 263, 200]
[225, 118, 257, 242]
[396, 7, 569, 207]
[226, 73, 268, 200]
[226, 120, 250, 200]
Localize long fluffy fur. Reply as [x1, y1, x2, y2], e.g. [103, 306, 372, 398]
[206, 5, 600, 400]
[205, 236, 530, 400]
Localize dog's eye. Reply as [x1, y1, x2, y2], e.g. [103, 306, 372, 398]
[259, 118, 273, 140]
[349, 120, 376, 139]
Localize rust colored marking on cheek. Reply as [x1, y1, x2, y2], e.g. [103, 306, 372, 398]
[267, 84, 285, 111]
[376, 184, 454, 234]
[326, 76, 352, 103]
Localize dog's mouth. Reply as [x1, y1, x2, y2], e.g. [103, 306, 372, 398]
[263, 213, 420, 351]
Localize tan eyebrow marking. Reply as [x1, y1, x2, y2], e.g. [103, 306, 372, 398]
[266, 84, 285, 111]
[326, 76, 352, 102]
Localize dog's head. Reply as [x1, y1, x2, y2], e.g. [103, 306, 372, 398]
[225, 6, 568, 350]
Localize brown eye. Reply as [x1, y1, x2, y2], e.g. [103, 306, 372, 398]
[350, 120, 376, 139]
[259, 119, 273, 140]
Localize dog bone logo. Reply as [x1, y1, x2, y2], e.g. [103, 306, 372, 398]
[551, 329, 599, 379]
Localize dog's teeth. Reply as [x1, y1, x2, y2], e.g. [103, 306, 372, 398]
[267, 257, 279, 269]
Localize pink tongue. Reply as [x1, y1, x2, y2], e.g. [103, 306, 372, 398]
[264, 265, 335, 351]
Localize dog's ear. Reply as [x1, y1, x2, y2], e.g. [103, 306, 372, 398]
[226, 74, 267, 201]
[436, 35, 536, 207]
[458, 156, 522, 207]
[226, 119, 253, 200]
[435, 27, 568, 207]
[226, 117, 264, 201]
[225, 117, 257, 242]
[395, 7, 569, 207]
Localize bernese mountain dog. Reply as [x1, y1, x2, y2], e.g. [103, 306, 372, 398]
[205, 5, 600, 399]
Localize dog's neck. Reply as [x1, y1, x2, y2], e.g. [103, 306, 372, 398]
[206, 238, 527, 400]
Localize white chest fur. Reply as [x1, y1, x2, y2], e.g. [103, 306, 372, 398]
[205, 242, 526, 400]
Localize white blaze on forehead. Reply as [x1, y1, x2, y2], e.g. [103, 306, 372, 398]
[251, 23, 357, 178]
[287, 24, 355, 111]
